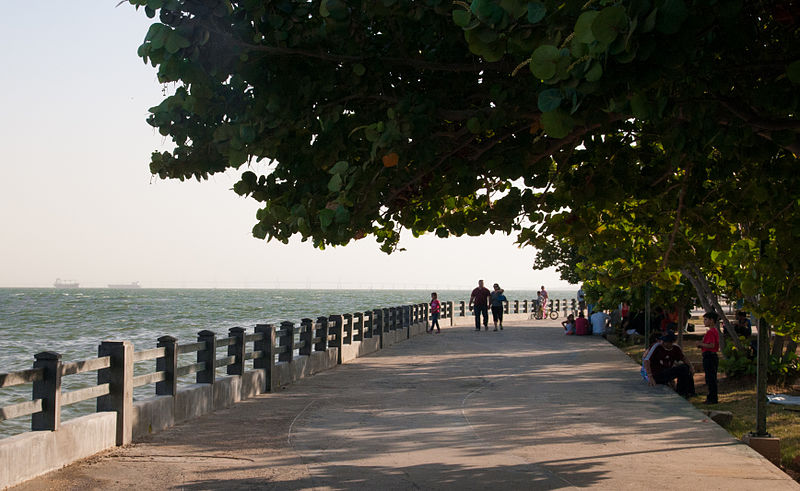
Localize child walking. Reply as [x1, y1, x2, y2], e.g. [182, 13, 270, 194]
[429, 292, 441, 333]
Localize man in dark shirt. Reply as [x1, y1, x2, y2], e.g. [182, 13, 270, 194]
[470, 280, 491, 331]
[642, 331, 696, 397]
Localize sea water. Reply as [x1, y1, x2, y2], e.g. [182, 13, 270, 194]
[0, 287, 576, 438]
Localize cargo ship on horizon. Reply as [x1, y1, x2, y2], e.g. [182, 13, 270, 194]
[53, 279, 79, 288]
[108, 281, 141, 289]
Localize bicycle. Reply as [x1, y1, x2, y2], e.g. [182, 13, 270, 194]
[532, 306, 559, 320]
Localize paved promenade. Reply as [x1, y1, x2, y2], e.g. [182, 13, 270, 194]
[14, 319, 798, 490]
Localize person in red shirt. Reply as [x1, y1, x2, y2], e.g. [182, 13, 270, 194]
[574, 311, 591, 335]
[697, 311, 720, 404]
[428, 292, 441, 333]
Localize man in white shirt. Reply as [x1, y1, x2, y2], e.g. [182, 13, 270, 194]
[590, 309, 610, 336]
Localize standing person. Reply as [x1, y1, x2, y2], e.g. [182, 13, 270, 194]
[577, 286, 586, 314]
[490, 283, 507, 331]
[429, 292, 441, 334]
[697, 311, 720, 404]
[539, 285, 549, 316]
[470, 280, 491, 331]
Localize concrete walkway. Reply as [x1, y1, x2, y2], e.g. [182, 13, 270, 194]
[14, 320, 798, 490]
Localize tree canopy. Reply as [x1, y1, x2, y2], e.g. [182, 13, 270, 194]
[130, 0, 800, 325]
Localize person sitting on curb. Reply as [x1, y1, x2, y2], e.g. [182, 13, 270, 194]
[574, 311, 591, 335]
[590, 309, 611, 337]
[562, 313, 575, 335]
[642, 331, 696, 398]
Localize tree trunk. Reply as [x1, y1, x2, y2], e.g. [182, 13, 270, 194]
[772, 334, 785, 359]
[681, 265, 742, 350]
[676, 299, 687, 348]
[783, 339, 797, 363]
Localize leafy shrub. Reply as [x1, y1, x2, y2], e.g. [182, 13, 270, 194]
[721, 339, 800, 384]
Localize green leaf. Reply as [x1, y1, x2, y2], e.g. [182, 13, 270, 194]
[526, 1, 546, 24]
[641, 7, 658, 33]
[328, 173, 343, 192]
[453, 9, 472, 27]
[353, 63, 366, 76]
[165, 31, 190, 54]
[656, 0, 688, 35]
[467, 117, 481, 133]
[630, 93, 650, 119]
[787, 61, 800, 84]
[330, 160, 349, 174]
[319, 209, 334, 229]
[334, 205, 350, 223]
[574, 11, 599, 44]
[585, 62, 602, 82]
[537, 88, 562, 112]
[592, 6, 627, 45]
[540, 109, 574, 139]
[530, 44, 559, 80]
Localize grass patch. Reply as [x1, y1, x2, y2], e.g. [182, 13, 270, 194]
[611, 329, 800, 478]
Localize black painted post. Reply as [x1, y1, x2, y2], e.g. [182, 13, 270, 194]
[447, 301, 454, 325]
[227, 327, 246, 376]
[254, 323, 275, 392]
[278, 321, 295, 363]
[300, 319, 314, 356]
[523, 299, 528, 313]
[459, 301, 465, 317]
[514, 300, 519, 314]
[315, 316, 329, 351]
[97, 341, 134, 445]
[342, 313, 353, 344]
[329, 314, 344, 364]
[156, 336, 178, 396]
[374, 309, 384, 348]
[363, 311, 372, 338]
[353, 313, 363, 342]
[504, 300, 509, 314]
[31, 351, 62, 431]
[423, 303, 429, 329]
[382, 308, 390, 333]
[196, 330, 217, 384]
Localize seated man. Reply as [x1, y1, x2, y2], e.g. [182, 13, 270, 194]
[734, 310, 753, 338]
[590, 309, 611, 337]
[574, 311, 591, 335]
[642, 331, 696, 397]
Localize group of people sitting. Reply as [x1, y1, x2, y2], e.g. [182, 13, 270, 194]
[562, 305, 723, 404]
[561, 309, 612, 336]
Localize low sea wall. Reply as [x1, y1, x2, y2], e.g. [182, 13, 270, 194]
[0, 297, 575, 489]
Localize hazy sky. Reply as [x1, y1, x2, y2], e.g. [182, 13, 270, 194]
[0, 2, 573, 291]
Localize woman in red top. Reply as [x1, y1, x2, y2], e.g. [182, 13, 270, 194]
[697, 311, 720, 404]
[429, 292, 441, 333]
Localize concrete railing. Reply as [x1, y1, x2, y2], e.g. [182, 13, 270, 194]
[1, 297, 587, 488]
[0, 300, 458, 489]
[454, 298, 579, 321]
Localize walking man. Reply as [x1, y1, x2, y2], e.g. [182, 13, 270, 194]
[470, 280, 491, 331]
